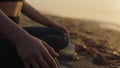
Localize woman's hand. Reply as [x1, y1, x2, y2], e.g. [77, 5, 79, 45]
[16, 35, 59, 68]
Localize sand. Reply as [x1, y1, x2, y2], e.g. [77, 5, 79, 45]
[20, 14, 120, 68]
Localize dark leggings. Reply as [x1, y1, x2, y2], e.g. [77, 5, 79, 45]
[0, 27, 68, 67]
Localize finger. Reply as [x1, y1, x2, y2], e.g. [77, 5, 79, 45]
[29, 58, 40, 68]
[54, 57, 61, 68]
[23, 61, 30, 68]
[35, 54, 50, 68]
[42, 42, 60, 68]
[40, 47, 58, 68]
[42, 41, 59, 57]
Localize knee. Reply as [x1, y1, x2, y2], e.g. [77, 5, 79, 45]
[40, 35, 68, 51]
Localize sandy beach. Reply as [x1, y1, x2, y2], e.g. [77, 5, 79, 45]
[20, 14, 120, 68]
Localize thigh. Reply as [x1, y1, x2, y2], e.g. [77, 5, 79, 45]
[40, 35, 68, 51]
[23, 27, 68, 51]
[23, 27, 66, 37]
[0, 27, 67, 67]
[0, 37, 24, 68]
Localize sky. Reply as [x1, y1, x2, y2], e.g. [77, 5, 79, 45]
[26, 0, 120, 25]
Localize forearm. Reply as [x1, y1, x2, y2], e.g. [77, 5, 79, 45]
[0, 10, 31, 45]
[22, 2, 60, 27]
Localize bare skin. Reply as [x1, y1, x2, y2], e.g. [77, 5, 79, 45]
[0, 1, 70, 67]
[0, 9, 59, 68]
[22, 2, 69, 39]
[17, 36, 59, 68]
[21, 2, 69, 67]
